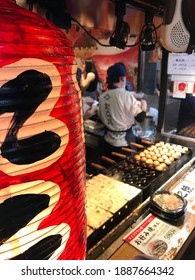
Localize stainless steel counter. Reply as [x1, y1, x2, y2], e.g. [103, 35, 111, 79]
[89, 157, 195, 260]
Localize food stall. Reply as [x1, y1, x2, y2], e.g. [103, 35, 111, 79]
[1, 0, 194, 261]
[85, 137, 195, 259]
[82, 0, 195, 260]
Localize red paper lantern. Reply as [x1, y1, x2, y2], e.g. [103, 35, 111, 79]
[0, 0, 86, 259]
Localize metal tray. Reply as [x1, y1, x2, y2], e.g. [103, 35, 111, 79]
[86, 142, 192, 258]
[87, 189, 142, 252]
[104, 145, 192, 200]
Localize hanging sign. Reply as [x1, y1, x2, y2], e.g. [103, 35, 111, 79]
[168, 52, 195, 75]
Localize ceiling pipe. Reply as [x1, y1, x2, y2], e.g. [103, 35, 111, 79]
[123, 0, 165, 16]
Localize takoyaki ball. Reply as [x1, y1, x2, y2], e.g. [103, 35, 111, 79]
[139, 152, 145, 157]
[155, 143, 161, 147]
[134, 154, 140, 161]
[165, 143, 171, 149]
[159, 150, 165, 155]
[175, 145, 182, 151]
[149, 145, 156, 151]
[164, 158, 172, 165]
[169, 150, 175, 156]
[166, 151, 172, 158]
[153, 160, 160, 166]
[156, 142, 164, 148]
[158, 157, 164, 163]
[146, 158, 153, 165]
[160, 162, 167, 169]
[158, 141, 165, 147]
[140, 156, 147, 163]
[160, 149, 168, 155]
[155, 153, 161, 158]
[146, 153, 152, 159]
[162, 154, 168, 160]
[151, 155, 158, 161]
[170, 144, 177, 149]
[181, 147, 189, 153]
[155, 163, 167, 171]
[163, 143, 169, 147]
[173, 151, 181, 159]
[169, 156, 175, 162]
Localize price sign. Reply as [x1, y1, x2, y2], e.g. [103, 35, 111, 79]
[124, 214, 182, 259]
[168, 53, 195, 75]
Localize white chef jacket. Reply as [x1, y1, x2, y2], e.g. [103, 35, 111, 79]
[98, 88, 143, 146]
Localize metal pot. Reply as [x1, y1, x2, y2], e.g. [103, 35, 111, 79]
[133, 116, 156, 138]
[140, 116, 156, 132]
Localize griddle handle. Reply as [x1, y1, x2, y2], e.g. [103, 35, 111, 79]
[121, 147, 136, 153]
[91, 162, 106, 170]
[130, 142, 144, 149]
[141, 139, 154, 145]
[111, 152, 127, 159]
[101, 156, 117, 164]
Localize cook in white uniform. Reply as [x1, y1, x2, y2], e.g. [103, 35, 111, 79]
[98, 63, 147, 152]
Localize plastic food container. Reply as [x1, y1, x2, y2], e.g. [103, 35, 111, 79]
[149, 190, 187, 221]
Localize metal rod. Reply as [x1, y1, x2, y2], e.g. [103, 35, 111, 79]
[156, 47, 169, 133]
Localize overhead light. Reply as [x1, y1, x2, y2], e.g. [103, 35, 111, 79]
[109, 19, 130, 49]
[109, 0, 130, 49]
[140, 12, 157, 51]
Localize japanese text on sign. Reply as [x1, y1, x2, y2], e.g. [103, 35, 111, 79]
[168, 53, 195, 75]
